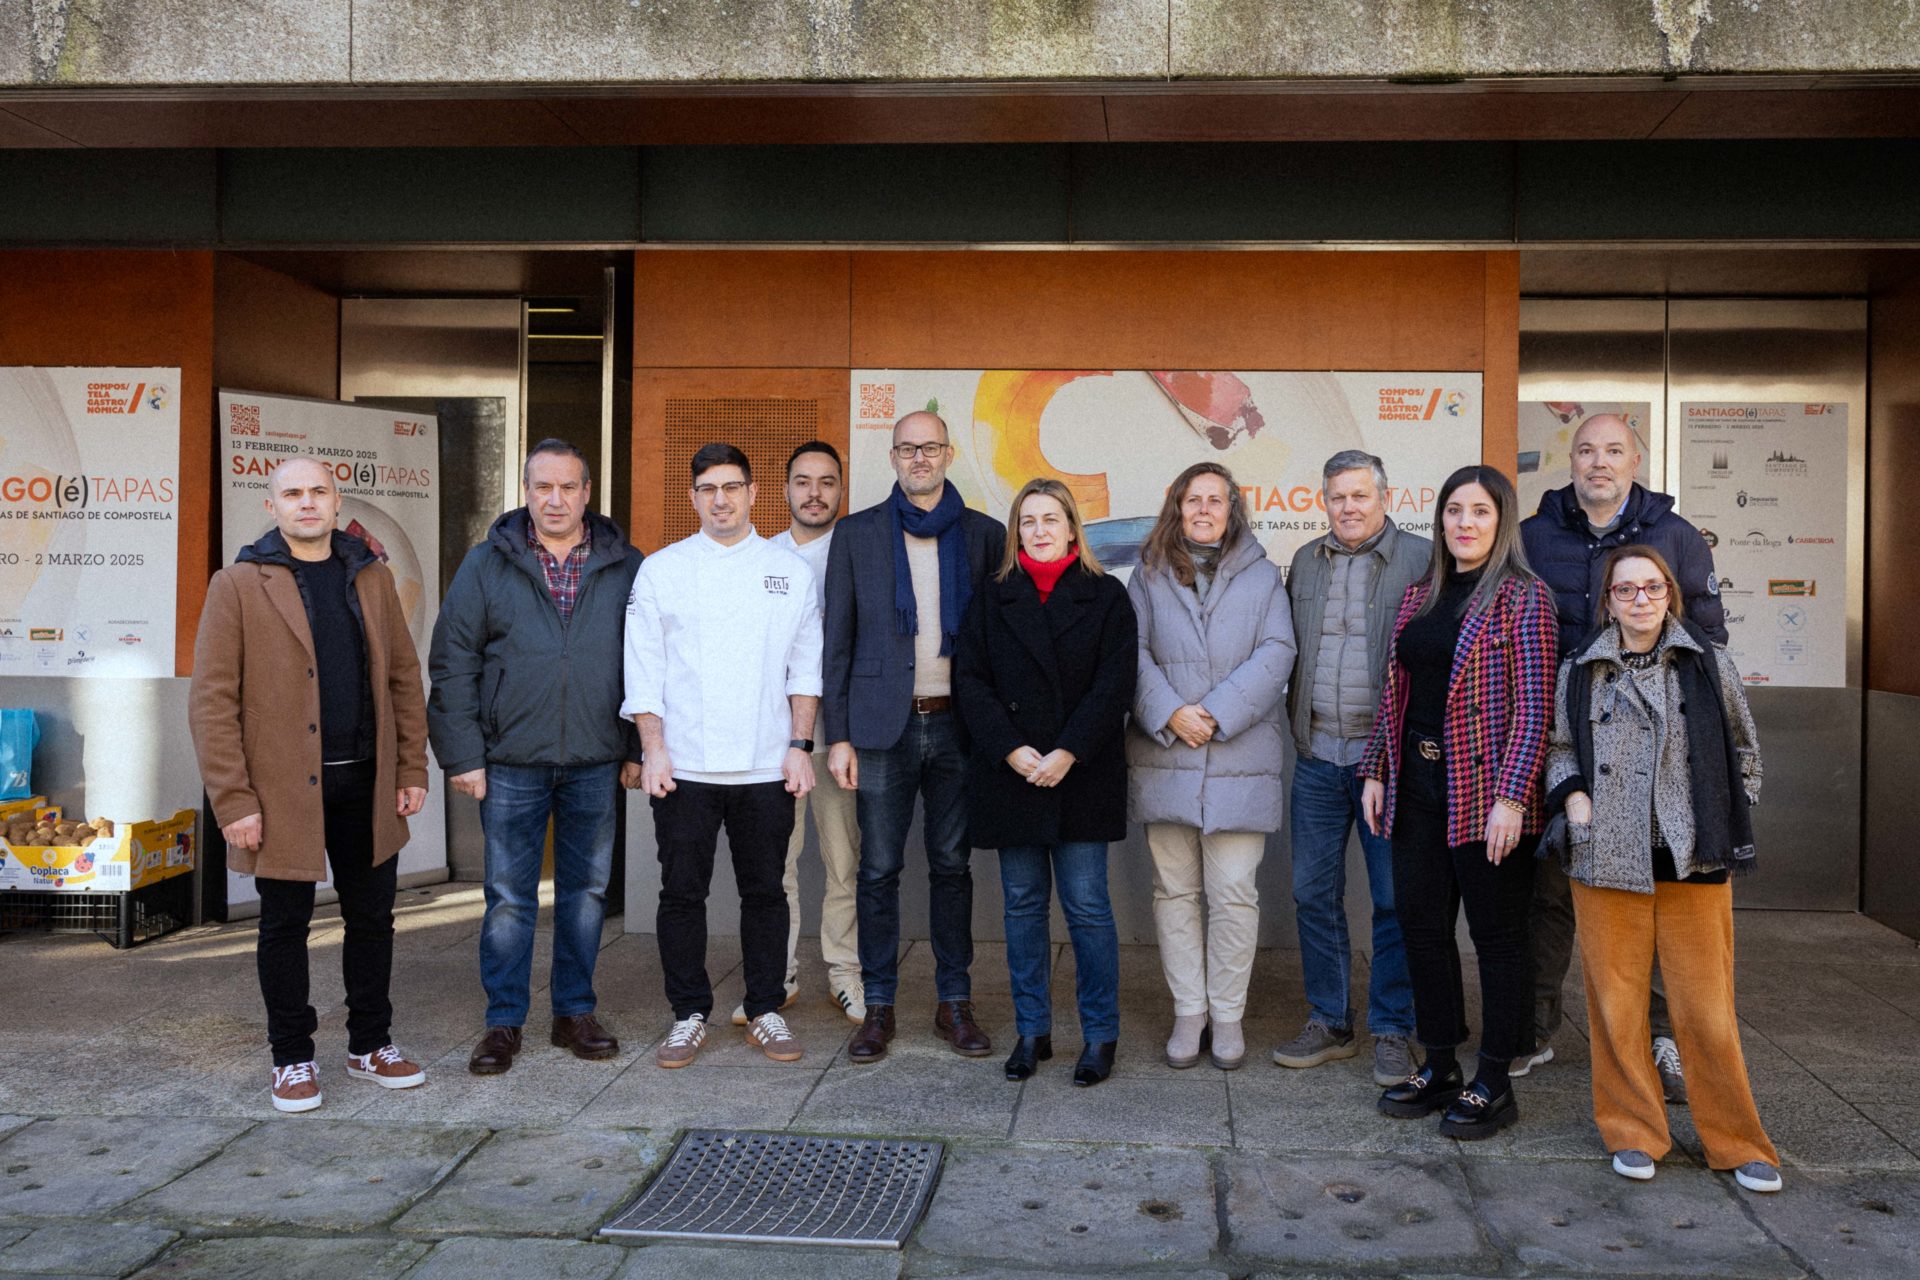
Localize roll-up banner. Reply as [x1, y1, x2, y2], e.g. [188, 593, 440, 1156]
[0, 368, 181, 677]
[849, 371, 1481, 574]
[218, 390, 443, 906]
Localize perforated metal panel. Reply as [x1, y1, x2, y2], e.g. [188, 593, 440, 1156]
[661, 397, 822, 544]
[599, 1129, 944, 1249]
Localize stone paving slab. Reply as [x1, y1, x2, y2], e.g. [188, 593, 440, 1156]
[1738, 1168, 1920, 1280]
[1222, 1155, 1493, 1273]
[613, 1243, 902, 1278]
[575, 1065, 816, 1132]
[128, 1237, 430, 1279]
[796, 1057, 1013, 1141]
[127, 1120, 485, 1231]
[914, 1145, 1217, 1268]
[0, 1222, 176, 1277]
[932, 1271, 1223, 1280]
[402, 1236, 625, 1280]
[0, 1119, 253, 1220]
[1462, 1159, 1803, 1277]
[393, 1127, 666, 1239]
[1012, 1071, 1232, 1148]
[0, 1228, 26, 1256]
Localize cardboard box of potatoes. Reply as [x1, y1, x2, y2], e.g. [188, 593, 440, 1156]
[0, 797, 196, 894]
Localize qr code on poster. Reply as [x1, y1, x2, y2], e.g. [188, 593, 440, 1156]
[859, 382, 896, 422]
[229, 403, 262, 436]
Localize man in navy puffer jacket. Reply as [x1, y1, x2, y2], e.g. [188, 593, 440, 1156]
[1518, 413, 1727, 1104]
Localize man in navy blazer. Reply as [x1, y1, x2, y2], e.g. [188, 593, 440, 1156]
[823, 410, 1005, 1064]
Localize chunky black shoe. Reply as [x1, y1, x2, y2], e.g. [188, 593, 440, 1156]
[1377, 1063, 1464, 1118]
[1004, 1034, 1053, 1081]
[1072, 1041, 1116, 1087]
[1439, 1081, 1519, 1140]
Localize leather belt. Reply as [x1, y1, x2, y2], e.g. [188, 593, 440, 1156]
[1415, 737, 1443, 762]
[911, 696, 952, 715]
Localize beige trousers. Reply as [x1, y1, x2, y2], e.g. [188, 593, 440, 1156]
[1146, 822, 1266, 1021]
[782, 749, 862, 987]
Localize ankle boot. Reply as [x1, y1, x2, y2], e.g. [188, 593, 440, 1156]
[1209, 1018, 1246, 1070]
[1165, 1013, 1209, 1069]
[1073, 1041, 1116, 1087]
[1004, 1034, 1052, 1081]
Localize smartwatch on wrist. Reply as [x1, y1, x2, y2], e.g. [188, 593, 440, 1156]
[789, 738, 815, 752]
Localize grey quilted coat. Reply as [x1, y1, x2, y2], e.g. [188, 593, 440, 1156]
[1126, 536, 1296, 834]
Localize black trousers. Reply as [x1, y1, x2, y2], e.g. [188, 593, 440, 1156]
[1390, 736, 1537, 1063]
[256, 760, 396, 1066]
[653, 779, 795, 1022]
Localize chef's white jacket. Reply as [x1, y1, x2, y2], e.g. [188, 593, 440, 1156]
[621, 529, 823, 784]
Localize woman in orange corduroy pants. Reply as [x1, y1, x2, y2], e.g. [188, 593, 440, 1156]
[1542, 544, 1781, 1194]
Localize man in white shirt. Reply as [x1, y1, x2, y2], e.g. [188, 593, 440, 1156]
[728, 441, 864, 1028]
[624, 443, 823, 1068]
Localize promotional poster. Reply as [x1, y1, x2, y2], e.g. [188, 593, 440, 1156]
[849, 371, 1483, 573]
[1677, 401, 1848, 688]
[217, 390, 445, 902]
[1516, 400, 1652, 515]
[0, 368, 181, 679]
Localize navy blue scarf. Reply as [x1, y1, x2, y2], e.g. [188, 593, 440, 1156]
[888, 481, 971, 656]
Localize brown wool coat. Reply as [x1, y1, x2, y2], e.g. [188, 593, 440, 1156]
[189, 555, 430, 882]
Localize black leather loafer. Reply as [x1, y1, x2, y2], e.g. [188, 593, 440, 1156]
[1004, 1034, 1053, 1081]
[1072, 1041, 1116, 1087]
[1439, 1081, 1519, 1139]
[1377, 1063, 1464, 1118]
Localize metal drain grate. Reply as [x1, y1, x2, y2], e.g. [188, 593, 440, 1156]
[599, 1129, 944, 1249]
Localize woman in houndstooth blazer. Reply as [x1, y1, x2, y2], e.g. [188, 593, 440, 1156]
[1359, 464, 1557, 1142]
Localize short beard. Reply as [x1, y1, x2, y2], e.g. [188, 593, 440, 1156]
[792, 506, 835, 529]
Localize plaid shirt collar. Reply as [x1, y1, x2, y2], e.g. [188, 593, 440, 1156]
[528, 518, 591, 622]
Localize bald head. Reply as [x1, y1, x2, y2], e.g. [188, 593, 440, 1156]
[1570, 413, 1643, 522]
[890, 410, 953, 504]
[1572, 414, 1643, 457]
[892, 410, 949, 446]
[262, 456, 341, 557]
[267, 456, 333, 496]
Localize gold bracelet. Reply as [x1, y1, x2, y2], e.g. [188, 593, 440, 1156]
[1495, 795, 1525, 814]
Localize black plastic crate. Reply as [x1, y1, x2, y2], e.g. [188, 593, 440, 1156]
[0, 871, 194, 949]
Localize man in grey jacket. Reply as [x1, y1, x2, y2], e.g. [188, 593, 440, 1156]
[428, 439, 644, 1076]
[1274, 451, 1431, 1087]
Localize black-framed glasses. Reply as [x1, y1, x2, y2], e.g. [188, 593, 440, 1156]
[692, 480, 748, 500]
[891, 442, 950, 461]
[1609, 580, 1670, 602]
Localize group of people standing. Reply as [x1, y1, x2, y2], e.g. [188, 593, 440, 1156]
[187, 408, 1782, 1195]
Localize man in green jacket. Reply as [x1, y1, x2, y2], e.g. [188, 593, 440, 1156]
[428, 439, 643, 1075]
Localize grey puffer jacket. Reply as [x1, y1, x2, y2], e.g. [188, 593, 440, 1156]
[1545, 617, 1761, 894]
[1127, 536, 1296, 834]
[1286, 519, 1430, 762]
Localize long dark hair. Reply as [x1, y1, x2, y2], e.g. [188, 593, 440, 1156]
[1140, 462, 1253, 588]
[1414, 464, 1537, 618]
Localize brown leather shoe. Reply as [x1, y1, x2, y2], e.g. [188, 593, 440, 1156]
[936, 1000, 993, 1057]
[551, 1013, 619, 1061]
[848, 1005, 895, 1064]
[468, 1026, 522, 1075]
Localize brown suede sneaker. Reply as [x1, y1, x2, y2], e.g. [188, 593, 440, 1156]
[346, 1044, 426, 1090]
[745, 1012, 804, 1062]
[270, 1061, 323, 1114]
[656, 1013, 708, 1069]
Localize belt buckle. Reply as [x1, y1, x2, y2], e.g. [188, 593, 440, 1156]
[1417, 739, 1442, 762]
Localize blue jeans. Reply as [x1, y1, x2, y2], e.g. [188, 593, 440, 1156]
[854, 710, 972, 1006]
[1289, 754, 1415, 1036]
[478, 761, 618, 1028]
[1000, 843, 1120, 1043]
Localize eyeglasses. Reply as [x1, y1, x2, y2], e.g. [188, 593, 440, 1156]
[692, 481, 748, 500]
[891, 442, 950, 461]
[1609, 580, 1670, 602]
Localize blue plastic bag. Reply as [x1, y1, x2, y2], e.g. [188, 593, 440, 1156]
[0, 709, 38, 801]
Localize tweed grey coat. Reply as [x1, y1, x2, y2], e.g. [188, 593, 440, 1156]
[1126, 536, 1295, 834]
[1545, 617, 1761, 894]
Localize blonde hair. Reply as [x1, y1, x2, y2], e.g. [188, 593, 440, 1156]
[995, 478, 1105, 582]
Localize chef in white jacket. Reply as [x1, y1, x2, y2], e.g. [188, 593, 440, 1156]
[623, 442, 822, 1069]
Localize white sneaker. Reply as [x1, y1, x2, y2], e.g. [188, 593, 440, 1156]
[830, 981, 866, 1023]
[270, 1061, 323, 1113]
[656, 1013, 708, 1069]
[730, 982, 800, 1027]
[1509, 1043, 1554, 1077]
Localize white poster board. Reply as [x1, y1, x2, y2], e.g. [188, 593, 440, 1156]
[218, 390, 445, 904]
[1516, 401, 1652, 516]
[1677, 401, 1848, 688]
[849, 371, 1482, 574]
[0, 368, 179, 677]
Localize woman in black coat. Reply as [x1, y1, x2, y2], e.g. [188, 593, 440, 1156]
[955, 478, 1137, 1087]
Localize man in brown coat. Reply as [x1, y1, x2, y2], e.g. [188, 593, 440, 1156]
[190, 457, 431, 1113]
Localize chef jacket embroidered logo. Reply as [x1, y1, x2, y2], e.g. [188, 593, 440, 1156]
[764, 575, 790, 595]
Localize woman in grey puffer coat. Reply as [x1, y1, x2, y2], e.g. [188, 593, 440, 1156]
[1544, 544, 1779, 1196]
[1128, 462, 1295, 1072]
